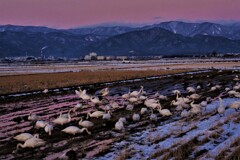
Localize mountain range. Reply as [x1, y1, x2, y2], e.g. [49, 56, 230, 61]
[0, 21, 240, 58]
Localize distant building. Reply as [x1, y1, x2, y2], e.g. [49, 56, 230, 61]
[97, 56, 105, 60]
[105, 56, 115, 60]
[116, 56, 128, 60]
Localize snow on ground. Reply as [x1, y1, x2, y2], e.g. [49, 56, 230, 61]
[96, 98, 240, 159]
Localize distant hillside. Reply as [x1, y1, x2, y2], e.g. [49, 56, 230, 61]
[0, 31, 103, 57]
[1, 21, 240, 58]
[90, 28, 240, 56]
[67, 26, 136, 36]
[144, 21, 240, 40]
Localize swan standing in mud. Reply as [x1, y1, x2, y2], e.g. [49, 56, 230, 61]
[102, 111, 111, 120]
[172, 90, 181, 95]
[87, 111, 105, 119]
[186, 87, 196, 93]
[100, 87, 109, 97]
[35, 120, 48, 129]
[126, 104, 134, 111]
[189, 93, 201, 100]
[130, 86, 144, 97]
[122, 89, 131, 99]
[157, 104, 172, 116]
[115, 120, 125, 131]
[14, 136, 46, 152]
[28, 112, 40, 121]
[70, 103, 82, 115]
[53, 110, 71, 125]
[150, 109, 157, 121]
[132, 113, 140, 121]
[14, 133, 39, 142]
[217, 97, 225, 116]
[90, 96, 102, 105]
[44, 124, 53, 136]
[140, 107, 148, 115]
[62, 126, 91, 135]
[78, 117, 94, 128]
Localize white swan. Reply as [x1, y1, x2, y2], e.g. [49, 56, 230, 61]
[53, 110, 71, 125]
[186, 87, 196, 93]
[28, 112, 40, 121]
[175, 105, 183, 111]
[189, 93, 201, 100]
[126, 104, 134, 111]
[102, 111, 111, 120]
[35, 120, 47, 129]
[81, 93, 91, 101]
[128, 97, 139, 104]
[122, 89, 130, 99]
[70, 103, 82, 114]
[43, 89, 49, 94]
[75, 87, 86, 98]
[149, 109, 157, 121]
[181, 110, 190, 118]
[115, 120, 125, 131]
[132, 113, 140, 121]
[14, 133, 39, 142]
[140, 108, 148, 115]
[110, 101, 120, 109]
[78, 117, 94, 128]
[15, 137, 45, 151]
[172, 90, 181, 95]
[44, 124, 53, 136]
[87, 111, 105, 119]
[119, 117, 127, 124]
[139, 95, 147, 101]
[100, 87, 109, 97]
[90, 96, 102, 104]
[190, 101, 201, 109]
[190, 106, 201, 115]
[217, 97, 225, 116]
[157, 104, 172, 116]
[229, 101, 240, 111]
[197, 85, 201, 90]
[130, 86, 143, 97]
[62, 126, 91, 135]
[59, 112, 69, 118]
[200, 101, 208, 110]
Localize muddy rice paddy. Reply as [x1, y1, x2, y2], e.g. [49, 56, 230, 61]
[0, 69, 240, 159]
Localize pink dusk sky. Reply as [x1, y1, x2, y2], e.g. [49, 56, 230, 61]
[0, 0, 240, 29]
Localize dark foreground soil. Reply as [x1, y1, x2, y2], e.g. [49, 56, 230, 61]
[0, 69, 239, 159]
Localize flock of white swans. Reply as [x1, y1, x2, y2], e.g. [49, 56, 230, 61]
[12, 74, 240, 155]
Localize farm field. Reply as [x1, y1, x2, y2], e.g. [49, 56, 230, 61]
[0, 69, 240, 159]
[1, 58, 240, 95]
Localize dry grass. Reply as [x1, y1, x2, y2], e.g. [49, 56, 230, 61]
[0, 69, 189, 95]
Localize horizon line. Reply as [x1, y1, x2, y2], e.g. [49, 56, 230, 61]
[1, 19, 240, 30]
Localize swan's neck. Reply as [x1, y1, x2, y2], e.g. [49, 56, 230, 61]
[158, 102, 162, 110]
[176, 93, 179, 100]
[79, 117, 83, 124]
[17, 143, 24, 150]
[87, 113, 90, 119]
[68, 111, 71, 122]
[220, 99, 223, 108]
